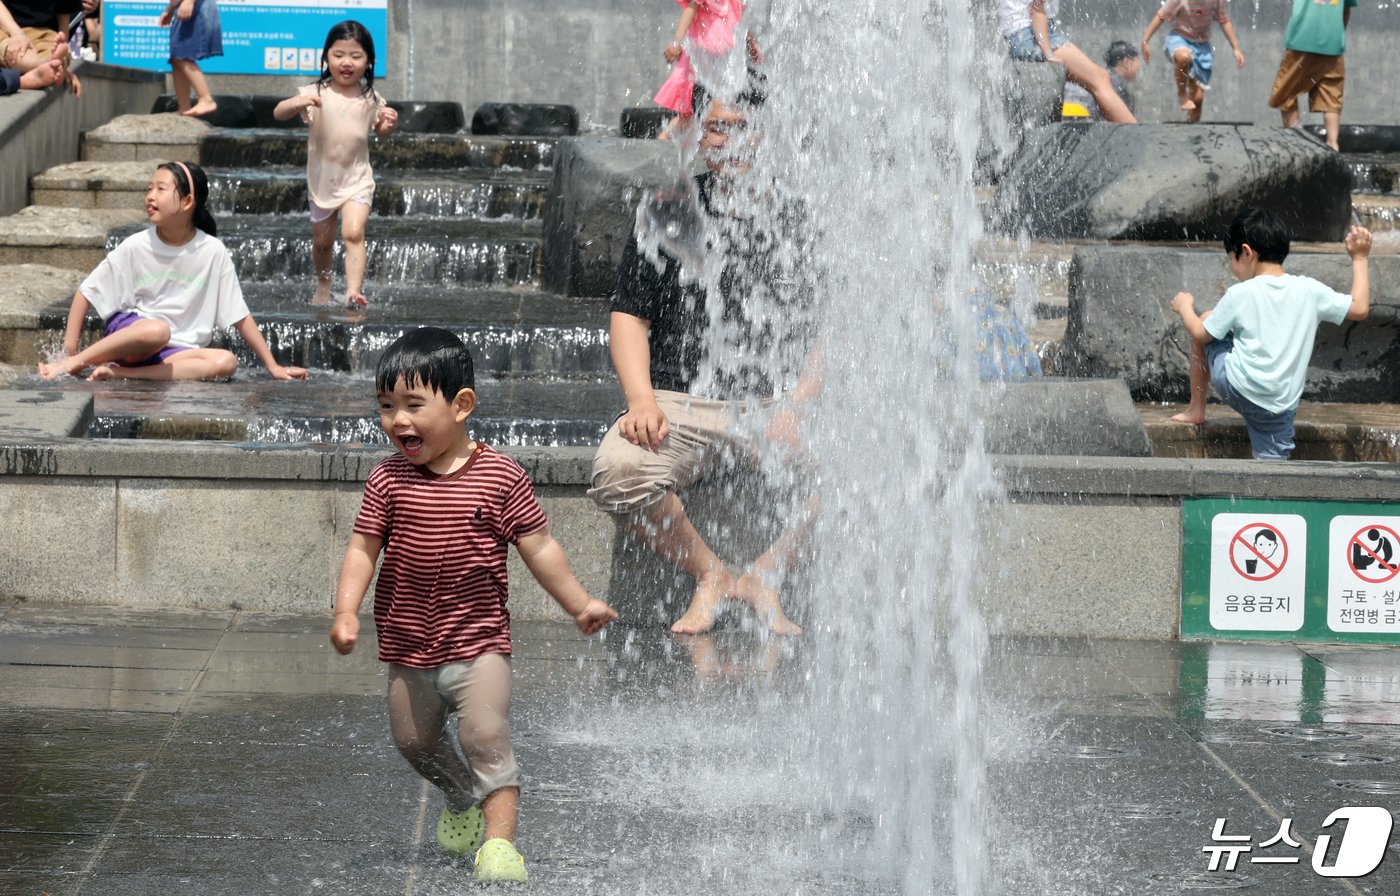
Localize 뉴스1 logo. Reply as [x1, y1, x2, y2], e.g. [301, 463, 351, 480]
[1205, 807, 1393, 877]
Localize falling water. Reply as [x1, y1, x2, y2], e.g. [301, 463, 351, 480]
[637, 1, 1014, 892]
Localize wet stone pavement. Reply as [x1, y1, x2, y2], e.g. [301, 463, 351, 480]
[2, 598, 1400, 895]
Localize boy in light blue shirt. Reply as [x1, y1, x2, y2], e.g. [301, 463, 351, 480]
[1170, 207, 1372, 459]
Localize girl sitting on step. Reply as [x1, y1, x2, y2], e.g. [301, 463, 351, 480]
[38, 161, 307, 383]
[273, 20, 398, 307]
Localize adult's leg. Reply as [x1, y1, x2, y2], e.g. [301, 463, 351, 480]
[310, 212, 338, 304]
[87, 348, 238, 381]
[339, 200, 371, 307]
[37, 318, 171, 379]
[1051, 42, 1137, 124]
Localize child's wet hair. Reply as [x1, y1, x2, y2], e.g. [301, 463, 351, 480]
[375, 327, 475, 397]
[158, 161, 217, 237]
[691, 66, 768, 119]
[1225, 207, 1290, 264]
[318, 19, 376, 95]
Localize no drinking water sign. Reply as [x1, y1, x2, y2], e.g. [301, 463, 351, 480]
[1182, 499, 1400, 643]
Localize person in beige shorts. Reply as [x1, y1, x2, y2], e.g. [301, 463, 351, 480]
[0, 0, 81, 95]
[1267, 0, 1357, 152]
[589, 84, 820, 637]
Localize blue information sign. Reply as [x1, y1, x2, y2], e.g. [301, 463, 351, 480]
[103, 0, 387, 77]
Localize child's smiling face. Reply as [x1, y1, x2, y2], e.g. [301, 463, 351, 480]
[325, 38, 369, 89]
[377, 375, 476, 473]
[145, 169, 189, 225]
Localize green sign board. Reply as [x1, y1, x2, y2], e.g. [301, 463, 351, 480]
[1182, 498, 1400, 644]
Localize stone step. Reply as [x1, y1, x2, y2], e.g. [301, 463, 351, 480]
[80, 113, 210, 163]
[10, 374, 620, 448]
[1352, 194, 1400, 234]
[198, 129, 557, 172]
[1138, 401, 1400, 462]
[0, 206, 147, 274]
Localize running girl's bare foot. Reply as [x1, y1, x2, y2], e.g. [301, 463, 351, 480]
[311, 281, 333, 305]
[37, 356, 83, 380]
[671, 573, 732, 635]
[347, 292, 368, 308]
[183, 99, 218, 117]
[1179, 96, 1196, 112]
[733, 572, 803, 636]
[1170, 409, 1206, 425]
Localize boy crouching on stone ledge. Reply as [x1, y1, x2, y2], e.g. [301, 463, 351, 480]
[1170, 207, 1371, 460]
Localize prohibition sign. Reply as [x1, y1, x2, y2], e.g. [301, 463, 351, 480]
[1347, 524, 1400, 584]
[1229, 522, 1288, 582]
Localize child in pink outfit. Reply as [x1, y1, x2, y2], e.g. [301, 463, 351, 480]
[654, 0, 758, 134]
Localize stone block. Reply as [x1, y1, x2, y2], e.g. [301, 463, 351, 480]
[0, 391, 92, 437]
[1064, 245, 1400, 402]
[994, 124, 1351, 242]
[472, 102, 578, 137]
[114, 479, 335, 611]
[392, 101, 467, 134]
[151, 94, 258, 128]
[983, 499, 1181, 639]
[0, 478, 117, 602]
[980, 378, 1153, 457]
[620, 107, 675, 140]
[541, 137, 675, 297]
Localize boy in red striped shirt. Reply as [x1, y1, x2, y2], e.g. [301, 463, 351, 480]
[330, 327, 617, 884]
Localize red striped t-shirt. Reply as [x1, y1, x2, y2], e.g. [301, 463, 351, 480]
[354, 443, 548, 668]
[1160, 0, 1229, 43]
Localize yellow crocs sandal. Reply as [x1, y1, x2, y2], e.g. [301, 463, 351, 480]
[436, 804, 486, 857]
[473, 837, 528, 884]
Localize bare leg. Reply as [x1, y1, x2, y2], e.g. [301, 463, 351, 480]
[481, 787, 519, 843]
[173, 59, 217, 116]
[169, 61, 191, 113]
[1323, 110, 1341, 151]
[1051, 42, 1137, 124]
[87, 348, 238, 382]
[628, 491, 735, 635]
[1186, 81, 1205, 123]
[339, 200, 371, 307]
[1171, 313, 1212, 425]
[1171, 49, 1196, 112]
[310, 213, 338, 304]
[1280, 103, 1301, 129]
[731, 494, 818, 637]
[38, 318, 171, 379]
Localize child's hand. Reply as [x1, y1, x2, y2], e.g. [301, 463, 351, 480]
[573, 598, 618, 636]
[1233, 48, 1245, 69]
[1140, 40, 1151, 65]
[176, 0, 194, 20]
[1346, 225, 1373, 259]
[157, 8, 172, 26]
[269, 363, 308, 380]
[746, 34, 763, 65]
[1170, 291, 1195, 317]
[664, 41, 682, 64]
[375, 105, 398, 135]
[330, 612, 359, 654]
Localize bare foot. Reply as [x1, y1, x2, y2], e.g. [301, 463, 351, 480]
[1171, 409, 1206, 425]
[671, 573, 732, 635]
[19, 59, 62, 89]
[347, 292, 368, 308]
[1179, 97, 1196, 112]
[733, 572, 802, 636]
[311, 281, 333, 305]
[183, 98, 218, 117]
[37, 356, 83, 380]
[87, 363, 118, 381]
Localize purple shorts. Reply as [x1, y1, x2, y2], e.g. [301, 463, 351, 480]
[104, 311, 190, 367]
